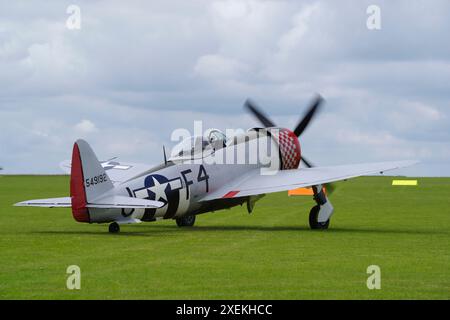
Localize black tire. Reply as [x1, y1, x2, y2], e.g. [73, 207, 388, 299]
[109, 222, 120, 233]
[176, 215, 196, 227]
[309, 205, 330, 230]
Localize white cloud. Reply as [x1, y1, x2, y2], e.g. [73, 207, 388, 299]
[407, 102, 443, 122]
[277, 3, 321, 56]
[194, 54, 249, 79]
[74, 119, 97, 134]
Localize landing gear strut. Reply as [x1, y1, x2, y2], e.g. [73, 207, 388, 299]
[176, 215, 196, 227]
[308, 184, 333, 230]
[109, 222, 120, 233]
[247, 194, 265, 214]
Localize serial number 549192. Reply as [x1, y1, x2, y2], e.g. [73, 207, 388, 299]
[85, 174, 107, 188]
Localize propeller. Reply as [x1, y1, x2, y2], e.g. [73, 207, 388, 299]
[244, 99, 276, 128]
[245, 94, 323, 138]
[245, 94, 335, 194]
[293, 95, 324, 137]
[300, 155, 314, 168]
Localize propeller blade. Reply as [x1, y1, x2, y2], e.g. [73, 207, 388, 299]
[244, 99, 276, 128]
[293, 94, 324, 137]
[301, 156, 314, 168]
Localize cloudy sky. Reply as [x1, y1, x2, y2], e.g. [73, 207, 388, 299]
[0, 0, 449, 176]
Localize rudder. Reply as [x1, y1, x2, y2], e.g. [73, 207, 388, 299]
[70, 139, 114, 222]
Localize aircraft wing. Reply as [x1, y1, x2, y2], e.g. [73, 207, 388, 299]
[15, 196, 164, 209]
[60, 159, 156, 184]
[200, 160, 418, 201]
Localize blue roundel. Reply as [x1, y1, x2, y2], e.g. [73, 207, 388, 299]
[143, 174, 180, 219]
[144, 174, 170, 203]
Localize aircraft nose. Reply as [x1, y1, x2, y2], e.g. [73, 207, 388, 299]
[277, 129, 301, 170]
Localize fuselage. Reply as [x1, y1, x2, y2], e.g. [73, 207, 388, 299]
[87, 128, 301, 223]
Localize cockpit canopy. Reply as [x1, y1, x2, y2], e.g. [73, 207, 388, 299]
[205, 129, 227, 149]
[171, 136, 210, 160]
[170, 129, 227, 161]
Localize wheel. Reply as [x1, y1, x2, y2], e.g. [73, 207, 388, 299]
[309, 205, 330, 230]
[176, 215, 196, 227]
[109, 222, 120, 233]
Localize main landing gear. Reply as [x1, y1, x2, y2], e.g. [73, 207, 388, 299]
[109, 222, 120, 233]
[309, 205, 330, 229]
[176, 215, 196, 227]
[308, 184, 334, 230]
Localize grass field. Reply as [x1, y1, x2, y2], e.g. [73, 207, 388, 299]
[0, 175, 449, 300]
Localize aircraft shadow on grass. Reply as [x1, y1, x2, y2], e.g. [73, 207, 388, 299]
[34, 225, 449, 237]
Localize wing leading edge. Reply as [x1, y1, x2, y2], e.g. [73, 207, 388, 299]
[201, 160, 418, 201]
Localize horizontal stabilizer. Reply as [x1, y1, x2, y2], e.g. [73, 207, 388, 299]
[15, 196, 164, 209]
[15, 197, 72, 208]
[59, 158, 156, 184]
[87, 195, 164, 209]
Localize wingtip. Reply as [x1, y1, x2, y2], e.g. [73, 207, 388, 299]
[405, 160, 420, 166]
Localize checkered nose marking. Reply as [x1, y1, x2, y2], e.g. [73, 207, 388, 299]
[277, 129, 301, 170]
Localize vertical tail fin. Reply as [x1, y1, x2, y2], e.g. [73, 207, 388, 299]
[70, 139, 114, 222]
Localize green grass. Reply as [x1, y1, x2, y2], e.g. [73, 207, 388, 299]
[0, 175, 449, 300]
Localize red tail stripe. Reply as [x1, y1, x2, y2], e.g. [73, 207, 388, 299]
[70, 143, 90, 223]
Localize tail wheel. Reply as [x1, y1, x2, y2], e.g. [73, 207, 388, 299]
[309, 205, 330, 230]
[109, 222, 120, 233]
[176, 215, 196, 227]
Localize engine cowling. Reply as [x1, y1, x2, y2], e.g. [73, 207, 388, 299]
[273, 128, 302, 170]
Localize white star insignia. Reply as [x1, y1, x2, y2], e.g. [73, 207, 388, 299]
[148, 177, 168, 202]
